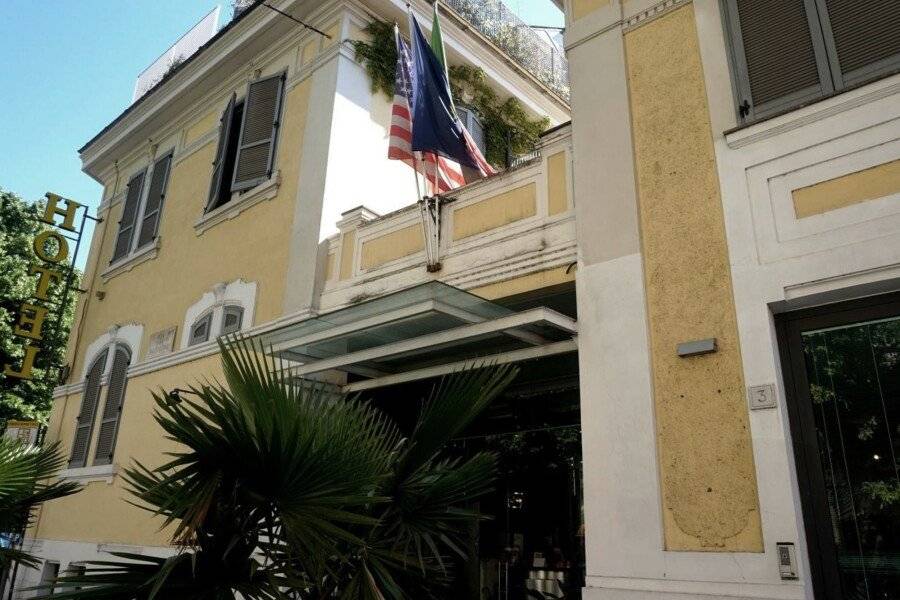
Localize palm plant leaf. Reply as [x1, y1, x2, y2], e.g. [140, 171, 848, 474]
[0, 438, 80, 570]
[36, 551, 288, 600]
[41, 336, 517, 599]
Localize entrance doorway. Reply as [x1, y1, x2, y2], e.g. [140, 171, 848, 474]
[368, 352, 584, 600]
[777, 292, 900, 600]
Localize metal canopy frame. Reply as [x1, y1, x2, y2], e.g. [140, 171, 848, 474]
[259, 282, 578, 393]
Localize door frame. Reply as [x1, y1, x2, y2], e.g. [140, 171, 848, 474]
[775, 291, 900, 600]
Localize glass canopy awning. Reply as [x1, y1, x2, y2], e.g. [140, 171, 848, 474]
[256, 282, 577, 392]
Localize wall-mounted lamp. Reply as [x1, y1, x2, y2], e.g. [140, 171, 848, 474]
[676, 338, 716, 357]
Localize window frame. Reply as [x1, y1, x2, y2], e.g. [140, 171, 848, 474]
[721, 0, 900, 124]
[135, 151, 174, 250]
[221, 304, 245, 336]
[69, 342, 133, 470]
[206, 95, 243, 214]
[69, 349, 108, 469]
[92, 344, 131, 467]
[111, 149, 175, 265]
[230, 71, 287, 193]
[189, 311, 214, 346]
[457, 105, 487, 157]
[721, 0, 834, 122]
[775, 291, 900, 600]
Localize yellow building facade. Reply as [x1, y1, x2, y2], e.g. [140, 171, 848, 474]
[10, 0, 900, 599]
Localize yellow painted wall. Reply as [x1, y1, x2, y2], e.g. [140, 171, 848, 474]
[360, 225, 424, 270]
[547, 151, 569, 216]
[300, 39, 318, 65]
[184, 111, 218, 146]
[38, 354, 222, 546]
[67, 79, 311, 380]
[323, 22, 341, 47]
[324, 251, 336, 281]
[572, 0, 609, 21]
[625, 5, 762, 551]
[452, 183, 537, 240]
[339, 230, 356, 280]
[470, 266, 575, 300]
[792, 159, 900, 218]
[40, 79, 313, 546]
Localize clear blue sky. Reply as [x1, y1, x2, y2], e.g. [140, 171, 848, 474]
[0, 1, 562, 269]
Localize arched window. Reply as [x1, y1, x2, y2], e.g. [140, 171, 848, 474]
[221, 305, 244, 336]
[181, 280, 256, 349]
[94, 345, 131, 466]
[457, 106, 486, 158]
[68, 344, 131, 469]
[189, 312, 213, 346]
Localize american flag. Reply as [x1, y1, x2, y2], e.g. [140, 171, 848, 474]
[388, 27, 492, 195]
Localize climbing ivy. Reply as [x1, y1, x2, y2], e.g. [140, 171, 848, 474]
[351, 20, 550, 167]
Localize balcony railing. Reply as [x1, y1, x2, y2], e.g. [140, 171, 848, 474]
[442, 0, 569, 101]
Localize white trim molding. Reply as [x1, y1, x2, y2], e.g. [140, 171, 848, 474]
[181, 279, 257, 349]
[58, 464, 117, 484]
[100, 237, 161, 281]
[194, 171, 281, 235]
[81, 324, 143, 380]
[622, 0, 692, 33]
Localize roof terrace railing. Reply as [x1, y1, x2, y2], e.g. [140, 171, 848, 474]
[441, 0, 570, 101]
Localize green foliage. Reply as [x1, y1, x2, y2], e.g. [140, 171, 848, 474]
[350, 21, 550, 167]
[862, 480, 900, 509]
[0, 189, 80, 425]
[448, 64, 550, 167]
[0, 438, 81, 571]
[350, 20, 398, 99]
[43, 335, 518, 599]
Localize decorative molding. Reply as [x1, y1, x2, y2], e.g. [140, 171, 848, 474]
[100, 238, 161, 281]
[622, 0, 692, 33]
[181, 279, 257, 350]
[98, 189, 125, 214]
[58, 464, 117, 484]
[80, 1, 350, 176]
[725, 74, 900, 149]
[175, 128, 218, 167]
[96, 543, 147, 555]
[194, 171, 281, 235]
[81, 323, 143, 380]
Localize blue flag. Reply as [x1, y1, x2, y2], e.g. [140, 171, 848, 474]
[408, 13, 476, 168]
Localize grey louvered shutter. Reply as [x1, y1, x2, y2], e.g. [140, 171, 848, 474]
[818, 0, 900, 87]
[69, 350, 107, 468]
[93, 345, 130, 466]
[206, 94, 237, 212]
[231, 74, 285, 192]
[112, 171, 146, 262]
[725, 0, 832, 121]
[136, 153, 172, 249]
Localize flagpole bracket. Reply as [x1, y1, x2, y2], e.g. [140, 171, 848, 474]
[419, 194, 443, 272]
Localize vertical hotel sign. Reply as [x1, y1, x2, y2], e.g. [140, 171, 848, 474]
[3, 193, 91, 381]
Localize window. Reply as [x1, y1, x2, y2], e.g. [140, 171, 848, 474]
[457, 106, 486, 157]
[111, 153, 173, 263]
[723, 0, 900, 122]
[221, 305, 244, 336]
[68, 345, 130, 468]
[206, 72, 286, 213]
[189, 312, 213, 346]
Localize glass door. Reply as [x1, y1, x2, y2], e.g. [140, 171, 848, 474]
[778, 293, 900, 600]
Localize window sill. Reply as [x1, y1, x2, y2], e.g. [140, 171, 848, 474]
[194, 171, 281, 235]
[59, 464, 117, 484]
[101, 238, 160, 281]
[724, 71, 900, 149]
